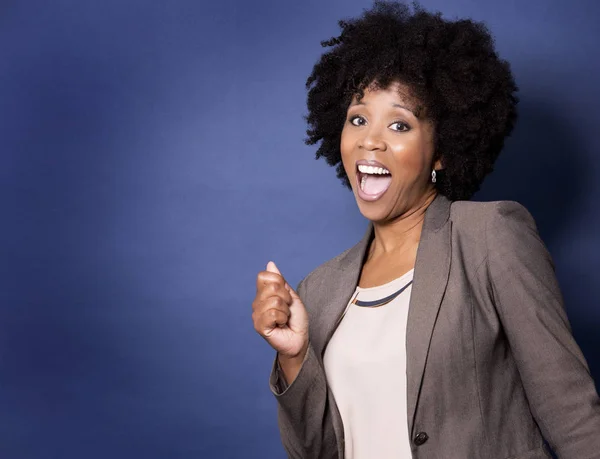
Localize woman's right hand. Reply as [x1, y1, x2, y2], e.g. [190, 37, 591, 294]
[253, 261, 309, 362]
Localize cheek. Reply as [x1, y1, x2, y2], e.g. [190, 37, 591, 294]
[340, 128, 355, 171]
[389, 139, 430, 181]
[340, 127, 353, 156]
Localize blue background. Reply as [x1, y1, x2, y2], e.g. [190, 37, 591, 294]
[1, 0, 599, 457]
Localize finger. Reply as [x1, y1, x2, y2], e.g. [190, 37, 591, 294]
[264, 261, 299, 298]
[288, 285, 301, 302]
[252, 294, 289, 314]
[257, 308, 290, 334]
[267, 285, 293, 306]
[261, 295, 291, 314]
[256, 270, 284, 291]
[256, 272, 292, 304]
[266, 261, 291, 291]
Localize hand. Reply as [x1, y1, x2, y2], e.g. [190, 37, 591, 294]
[253, 261, 309, 360]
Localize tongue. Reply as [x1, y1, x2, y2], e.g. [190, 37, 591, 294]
[364, 174, 392, 195]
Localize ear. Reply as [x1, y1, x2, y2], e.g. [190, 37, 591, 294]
[433, 157, 443, 171]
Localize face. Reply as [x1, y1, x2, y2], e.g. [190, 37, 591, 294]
[340, 81, 441, 223]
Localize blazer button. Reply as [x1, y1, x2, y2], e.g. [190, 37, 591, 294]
[414, 432, 429, 446]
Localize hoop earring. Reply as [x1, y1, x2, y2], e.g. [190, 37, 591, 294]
[431, 169, 437, 184]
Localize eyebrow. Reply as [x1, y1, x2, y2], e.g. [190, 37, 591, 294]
[350, 100, 416, 115]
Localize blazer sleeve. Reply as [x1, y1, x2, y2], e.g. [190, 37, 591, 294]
[486, 201, 600, 458]
[268, 277, 339, 459]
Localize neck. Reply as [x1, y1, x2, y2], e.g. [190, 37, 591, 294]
[368, 191, 437, 258]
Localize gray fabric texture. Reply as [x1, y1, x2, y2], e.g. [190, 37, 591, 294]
[269, 195, 600, 459]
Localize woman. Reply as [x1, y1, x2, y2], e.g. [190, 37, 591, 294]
[252, 2, 600, 458]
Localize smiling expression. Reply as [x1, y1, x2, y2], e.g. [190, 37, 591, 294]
[340, 81, 441, 223]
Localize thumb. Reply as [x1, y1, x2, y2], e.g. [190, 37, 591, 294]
[266, 261, 281, 275]
[266, 261, 296, 295]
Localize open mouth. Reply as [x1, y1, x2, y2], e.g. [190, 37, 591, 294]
[356, 163, 393, 200]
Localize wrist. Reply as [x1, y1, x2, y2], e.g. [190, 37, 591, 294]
[277, 343, 309, 386]
[279, 342, 309, 364]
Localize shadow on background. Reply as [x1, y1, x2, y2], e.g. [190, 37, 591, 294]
[476, 96, 586, 246]
[476, 97, 599, 458]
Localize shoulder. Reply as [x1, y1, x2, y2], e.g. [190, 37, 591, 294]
[450, 199, 536, 231]
[451, 199, 551, 271]
[449, 199, 541, 248]
[297, 200, 542, 289]
[442, 199, 547, 273]
[296, 244, 356, 292]
[295, 224, 371, 293]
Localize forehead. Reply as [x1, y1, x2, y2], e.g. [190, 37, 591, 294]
[351, 80, 422, 115]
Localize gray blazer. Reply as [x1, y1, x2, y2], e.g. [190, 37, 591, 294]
[269, 195, 600, 459]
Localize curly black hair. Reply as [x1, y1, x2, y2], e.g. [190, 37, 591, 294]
[305, 1, 518, 201]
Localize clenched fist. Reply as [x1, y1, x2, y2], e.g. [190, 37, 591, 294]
[253, 261, 309, 363]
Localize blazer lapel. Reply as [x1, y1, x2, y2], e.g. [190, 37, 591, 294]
[406, 195, 452, 436]
[311, 224, 373, 358]
[313, 195, 452, 439]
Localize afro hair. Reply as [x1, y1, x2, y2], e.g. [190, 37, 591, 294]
[305, 1, 518, 200]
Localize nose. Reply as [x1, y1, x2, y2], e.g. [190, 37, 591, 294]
[359, 125, 387, 151]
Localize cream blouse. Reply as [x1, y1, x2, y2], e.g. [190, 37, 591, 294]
[323, 269, 414, 459]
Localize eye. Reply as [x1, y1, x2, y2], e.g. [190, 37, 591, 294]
[349, 115, 366, 126]
[390, 121, 410, 132]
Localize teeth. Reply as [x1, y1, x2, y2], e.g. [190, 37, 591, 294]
[358, 164, 390, 175]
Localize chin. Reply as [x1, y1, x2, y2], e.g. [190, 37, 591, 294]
[355, 201, 391, 223]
